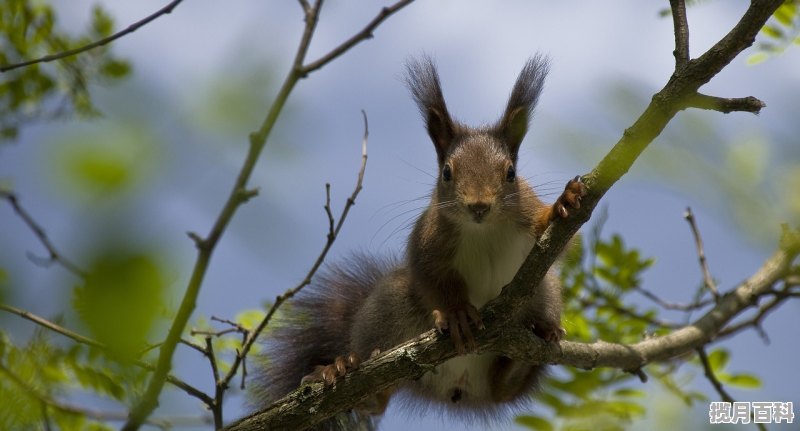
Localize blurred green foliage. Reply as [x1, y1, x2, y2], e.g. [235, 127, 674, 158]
[0, 0, 131, 142]
[73, 251, 169, 359]
[0, 329, 139, 430]
[750, 0, 800, 63]
[48, 123, 161, 201]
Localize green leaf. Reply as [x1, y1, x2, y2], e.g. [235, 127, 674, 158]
[613, 388, 647, 398]
[774, 3, 797, 26]
[747, 52, 769, 65]
[236, 309, 267, 331]
[515, 415, 554, 431]
[91, 5, 114, 37]
[99, 59, 132, 79]
[720, 373, 762, 389]
[706, 349, 730, 372]
[761, 25, 785, 40]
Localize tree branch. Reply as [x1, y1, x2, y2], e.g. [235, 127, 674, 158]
[226, 1, 787, 428]
[0, 191, 86, 278]
[683, 93, 766, 114]
[670, 0, 690, 68]
[0, 0, 184, 73]
[301, 1, 416, 75]
[684, 206, 719, 298]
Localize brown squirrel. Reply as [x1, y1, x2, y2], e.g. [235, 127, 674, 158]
[251, 55, 586, 430]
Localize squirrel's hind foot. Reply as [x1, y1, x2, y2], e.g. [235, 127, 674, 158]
[301, 352, 361, 386]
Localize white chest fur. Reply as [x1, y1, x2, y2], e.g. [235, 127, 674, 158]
[453, 221, 535, 308]
[419, 221, 535, 403]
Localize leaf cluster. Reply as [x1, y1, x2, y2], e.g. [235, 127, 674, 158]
[0, 0, 130, 142]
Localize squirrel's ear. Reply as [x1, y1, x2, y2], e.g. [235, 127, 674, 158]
[497, 55, 549, 158]
[405, 56, 455, 164]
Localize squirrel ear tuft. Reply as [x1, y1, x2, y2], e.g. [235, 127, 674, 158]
[497, 55, 550, 158]
[405, 56, 455, 165]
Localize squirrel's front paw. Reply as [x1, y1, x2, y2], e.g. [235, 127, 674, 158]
[554, 175, 588, 219]
[432, 305, 485, 355]
[301, 352, 361, 386]
[531, 321, 566, 343]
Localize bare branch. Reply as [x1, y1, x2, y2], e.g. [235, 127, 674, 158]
[1, 191, 86, 277]
[716, 285, 799, 342]
[684, 93, 766, 114]
[301, 1, 416, 75]
[0, 0, 184, 73]
[670, 0, 690, 67]
[634, 285, 714, 311]
[684, 207, 719, 299]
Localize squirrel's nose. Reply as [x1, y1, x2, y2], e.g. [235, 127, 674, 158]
[467, 202, 491, 222]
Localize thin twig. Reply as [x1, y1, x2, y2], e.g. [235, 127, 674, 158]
[0, 0, 184, 73]
[684, 207, 719, 299]
[696, 348, 733, 402]
[696, 348, 768, 431]
[716, 287, 799, 342]
[577, 296, 681, 329]
[0, 303, 214, 407]
[301, 0, 415, 75]
[297, 0, 311, 15]
[633, 285, 714, 311]
[220, 110, 370, 392]
[669, 0, 690, 68]
[1, 191, 86, 277]
[204, 337, 224, 430]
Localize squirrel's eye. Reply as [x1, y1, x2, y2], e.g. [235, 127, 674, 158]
[442, 164, 452, 182]
[506, 164, 516, 182]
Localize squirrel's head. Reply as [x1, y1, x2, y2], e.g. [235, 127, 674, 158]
[405, 55, 549, 226]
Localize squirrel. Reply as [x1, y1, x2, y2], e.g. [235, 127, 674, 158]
[251, 55, 586, 430]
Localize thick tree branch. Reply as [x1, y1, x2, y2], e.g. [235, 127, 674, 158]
[227, 1, 787, 429]
[0, 0, 184, 73]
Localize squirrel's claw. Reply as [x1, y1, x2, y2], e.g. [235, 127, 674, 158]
[532, 322, 566, 343]
[301, 352, 361, 386]
[554, 175, 587, 219]
[433, 305, 484, 355]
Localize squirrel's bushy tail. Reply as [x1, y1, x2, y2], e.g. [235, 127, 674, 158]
[250, 252, 396, 430]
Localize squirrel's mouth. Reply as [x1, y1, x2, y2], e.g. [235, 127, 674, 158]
[465, 202, 492, 224]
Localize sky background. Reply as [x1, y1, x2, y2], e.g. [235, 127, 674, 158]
[1, 1, 799, 430]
